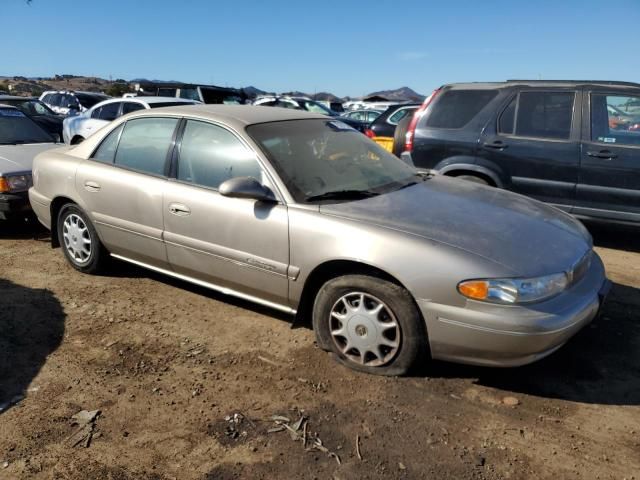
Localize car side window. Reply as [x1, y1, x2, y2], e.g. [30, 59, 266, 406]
[177, 120, 263, 190]
[122, 102, 145, 115]
[387, 108, 416, 125]
[114, 118, 179, 176]
[98, 102, 121, 121]
[591, 93, 640, 146]
[425, 90, 499, 129]
[91, 124, 124, 164]
[514, 91, 574, 140]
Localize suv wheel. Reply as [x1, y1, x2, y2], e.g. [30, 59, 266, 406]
[313, 274, 427, 376]
[57, 204, 107, 274]
[454, 174, 490, 186]
[392, 116, 411, 157]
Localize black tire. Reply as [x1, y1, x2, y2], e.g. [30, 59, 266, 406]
[454, 174, 490, 186]
[71, 136, 85, 145]
[57, 204, 108, 274]
[312, 274, 428, 376]
[391, 116, 412, 158]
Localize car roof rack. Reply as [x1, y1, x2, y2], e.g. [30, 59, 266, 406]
[506, 79, 640, 88]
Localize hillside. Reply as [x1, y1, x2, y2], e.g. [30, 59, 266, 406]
[0, 75, 425, 103]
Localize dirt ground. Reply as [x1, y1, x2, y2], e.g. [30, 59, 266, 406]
[0, 220, 639, 480]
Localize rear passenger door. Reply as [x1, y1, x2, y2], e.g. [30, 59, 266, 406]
[162, 119, 290, 307]
[576, 91, 640, 222]
[479, 89, 581, 209]
[76, 117, 179, 268]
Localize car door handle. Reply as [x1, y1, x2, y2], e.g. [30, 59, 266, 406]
[168, 203, 191, 216]
[587, 150, 617, 160]
[483, 140, 508, 150]
[83, 181, 101, 192]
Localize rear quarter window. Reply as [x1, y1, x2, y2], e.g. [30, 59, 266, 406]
[425, 89, 498, 129]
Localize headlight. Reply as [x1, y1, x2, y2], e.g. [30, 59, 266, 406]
[0, 174, 33, 193]
[458, 272, 569, 304]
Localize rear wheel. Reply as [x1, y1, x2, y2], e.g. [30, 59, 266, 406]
[313, 274, 427, 376]
[392, 116, 412, 157]
[454, 174, 490, 186]
[57, 204, 107, 274]
[70, 136, 85, 145]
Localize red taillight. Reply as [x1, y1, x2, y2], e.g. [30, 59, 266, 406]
[404, 88, 440, 153]
[364, 128, 376, 138]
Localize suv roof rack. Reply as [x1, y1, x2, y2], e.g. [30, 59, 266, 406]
[506, 79, 640, 88]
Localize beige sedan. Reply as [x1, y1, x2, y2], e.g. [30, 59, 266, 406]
[29, 105, 608, 375]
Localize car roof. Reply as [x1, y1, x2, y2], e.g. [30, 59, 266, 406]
[88, 96, 198, 110]
[123, 104, 327, 127]
[0, 95, 37, 101]
[447, 80, 640, 90]
[41, 90, 108, 96]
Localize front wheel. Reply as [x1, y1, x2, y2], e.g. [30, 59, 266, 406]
[57, 204, 107, 274]
[313, 275, 427, 376]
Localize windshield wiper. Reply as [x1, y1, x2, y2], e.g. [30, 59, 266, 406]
[305, 189, 380, 202]
[396, 172, 431, 191]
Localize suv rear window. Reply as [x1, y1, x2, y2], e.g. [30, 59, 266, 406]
[425, 90, 498, 129]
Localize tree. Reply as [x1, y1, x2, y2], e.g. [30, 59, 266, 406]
[105, 83, 133, 97]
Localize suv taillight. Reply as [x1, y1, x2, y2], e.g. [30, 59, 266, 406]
[404, 88, 440, 153]
[364, 128, 376, 138]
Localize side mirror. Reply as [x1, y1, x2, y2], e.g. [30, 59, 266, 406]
[219, 176, 276, 202]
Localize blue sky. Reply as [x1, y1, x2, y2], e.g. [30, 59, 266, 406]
[3, 0, 639, 97]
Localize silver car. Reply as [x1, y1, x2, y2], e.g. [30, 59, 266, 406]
[28, 105, 609, 375]
[63, 96, 200, 144]
[0, 104, 57, 220]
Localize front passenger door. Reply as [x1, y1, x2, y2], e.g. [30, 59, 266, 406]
[576, 92, 640, 222]
[163, 120, 290, 306]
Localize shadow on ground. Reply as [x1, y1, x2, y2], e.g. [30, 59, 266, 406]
[0, 217, 49, 241]
[587, 221, 640, 253]
[427, 281, 640, 406]
[0, 278, 65, 414]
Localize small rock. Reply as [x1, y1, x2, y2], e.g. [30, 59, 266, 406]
[398, 462, 406, 470]
[2, 461, 9, 469]
[475, 455, 486, 467]
[502, 396, 520, 406]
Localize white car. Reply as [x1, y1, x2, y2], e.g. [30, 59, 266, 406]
[62, 96, 200, 144]
[39, 91, 110, 116]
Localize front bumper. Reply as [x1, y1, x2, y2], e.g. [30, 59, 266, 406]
[418, 253, 609, 367]
[0, 191, 31, 220]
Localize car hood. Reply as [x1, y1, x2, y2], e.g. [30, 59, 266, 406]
[319, 175, 591, 277]
[0, 143, 57, 174]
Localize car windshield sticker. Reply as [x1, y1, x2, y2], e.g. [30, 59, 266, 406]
[598, 136, 617, 143]
[327, 120, 356, 132]
[0, 108, 25, 117]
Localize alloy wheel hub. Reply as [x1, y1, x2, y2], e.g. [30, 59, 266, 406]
[329, 292, 401, 367]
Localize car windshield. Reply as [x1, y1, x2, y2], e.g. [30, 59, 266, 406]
[0, 108, 53, 144]
[3, 99, 56, 116]
[247, 119, 419, 203]
[75, 93, 109, 109]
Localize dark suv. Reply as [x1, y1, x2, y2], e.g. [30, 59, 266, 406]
[400, 80, 640, 225]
